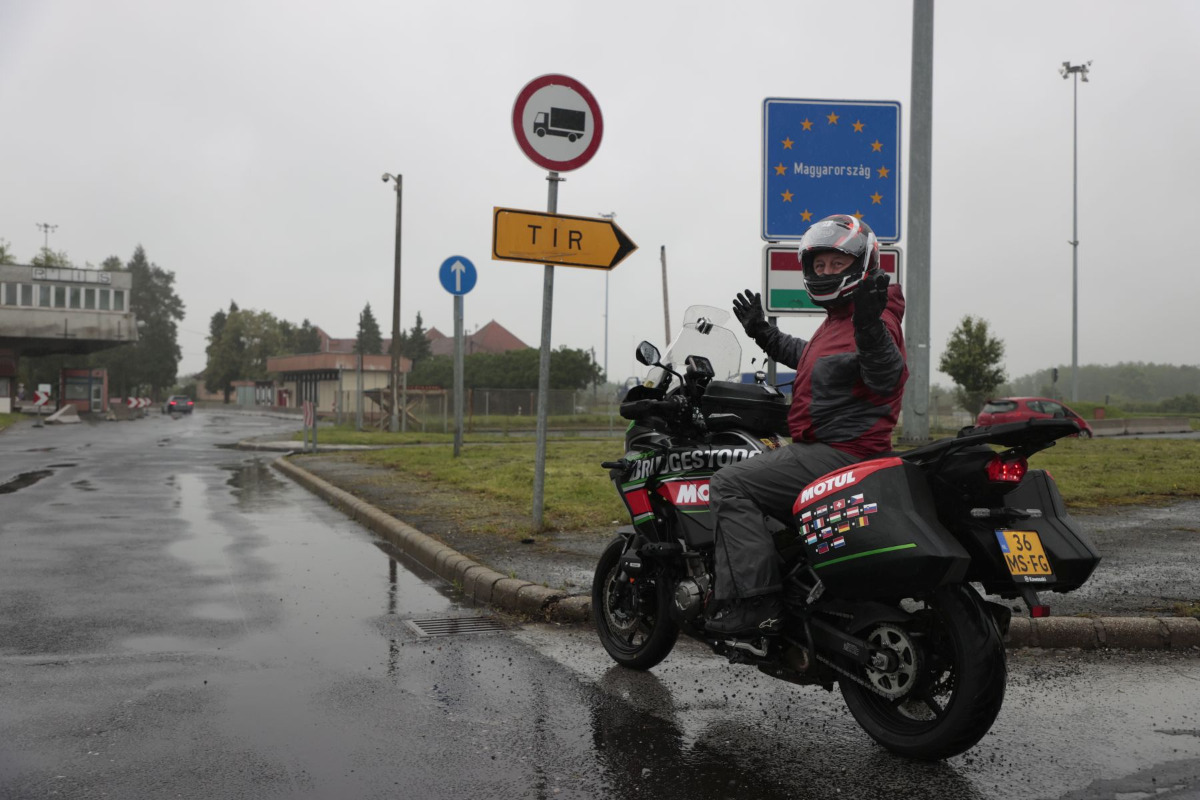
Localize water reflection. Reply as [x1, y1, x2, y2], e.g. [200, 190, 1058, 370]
[222, 458, 288, 510]
[588, 666, 983, 800]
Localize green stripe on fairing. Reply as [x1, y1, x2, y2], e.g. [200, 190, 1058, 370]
[812, 543, 917, 570]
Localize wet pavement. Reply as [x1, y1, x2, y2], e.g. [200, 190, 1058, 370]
[3, 411, 1200, 799]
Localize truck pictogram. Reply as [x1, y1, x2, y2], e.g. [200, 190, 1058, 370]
[532, 107, 587, 142]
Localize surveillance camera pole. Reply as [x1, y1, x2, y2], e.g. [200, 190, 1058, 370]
[1061, 61, 1090, 403]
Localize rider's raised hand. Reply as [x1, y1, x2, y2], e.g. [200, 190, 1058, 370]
[733, 289, 768, 337]
[851, 270, 890, 330]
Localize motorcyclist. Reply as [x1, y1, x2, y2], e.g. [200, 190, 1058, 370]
[705, 214, 908, 637]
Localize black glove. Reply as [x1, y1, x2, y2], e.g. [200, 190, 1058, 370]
[732, 289, 769, 338]
[852, 270, 890, 331]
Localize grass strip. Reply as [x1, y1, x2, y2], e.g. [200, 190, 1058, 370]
[1028, 437, 1200, 510]
[335, 436, 1200, 534]
[350, 440, 627, 533]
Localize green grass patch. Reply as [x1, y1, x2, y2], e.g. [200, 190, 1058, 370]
[0, 412, 20, 433]
[294, 422, 620, 446]
[350, 440, 627, 533]
[1028, 437, 1200, 510]
[334, 436, 1200, 535]
[1172, 601, 1200, 619]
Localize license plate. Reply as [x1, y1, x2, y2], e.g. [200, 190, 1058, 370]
[994, 529, 1055, 580]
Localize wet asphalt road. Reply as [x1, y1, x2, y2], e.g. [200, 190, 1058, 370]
[2, 411, 1200, 799]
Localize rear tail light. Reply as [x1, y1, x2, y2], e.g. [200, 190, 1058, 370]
[985, 455, 1027, 483]
[1030, 605, 1051, 618]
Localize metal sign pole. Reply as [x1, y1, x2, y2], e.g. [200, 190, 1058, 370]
[531, 170, 562, 531]
[453, 293, 464, 457]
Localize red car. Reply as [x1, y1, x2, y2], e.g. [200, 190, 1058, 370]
[975, 397, 1093, 438]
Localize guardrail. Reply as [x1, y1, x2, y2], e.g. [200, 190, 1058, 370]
[1090, 416, 1193, 436]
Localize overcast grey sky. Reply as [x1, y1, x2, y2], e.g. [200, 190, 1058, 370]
[2, 1, 1197, 388]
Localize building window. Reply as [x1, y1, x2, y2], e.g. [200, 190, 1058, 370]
[38, 285, 52, 307]
[113, 290, 125, 311]
[69, 287, 82, 309]
[21, 284, 34, 306]
[1, 283, 15, 306]
[98, 289, 110, 310]
[54, 286, 67, 308]
[84, 288, 96, 309]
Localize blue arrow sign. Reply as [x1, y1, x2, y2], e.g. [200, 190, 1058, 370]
[762, 98, 901, 242]
[438, 255, 477, 296]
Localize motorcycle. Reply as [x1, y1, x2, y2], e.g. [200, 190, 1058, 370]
[592, 306, 1100, 760]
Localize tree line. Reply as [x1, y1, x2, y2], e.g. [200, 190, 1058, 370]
[938, 314, 1200, 415]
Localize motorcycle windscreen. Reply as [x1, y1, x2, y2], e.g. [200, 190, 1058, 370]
[792, 458, 970, 599]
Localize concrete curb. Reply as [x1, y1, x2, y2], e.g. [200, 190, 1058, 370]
[270, 456, 1200, 649]
[271, 457, 589, 624]
[1006, 615, 1200, 650]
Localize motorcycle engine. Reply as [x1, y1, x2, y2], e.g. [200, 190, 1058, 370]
[673, 577, 709, 621]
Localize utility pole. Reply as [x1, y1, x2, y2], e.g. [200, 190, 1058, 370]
[1060, 60, 1091, 403]
[598, 212, 615, 388]
[35, 222, 58, 251]
[660, 245, 671, 346]
[382, 173, 403, 432]
[901, 0, 934, 443]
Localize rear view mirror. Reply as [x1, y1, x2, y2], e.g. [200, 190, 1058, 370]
[636, 341, 661, 367]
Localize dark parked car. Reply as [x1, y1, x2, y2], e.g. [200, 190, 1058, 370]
[975, 396, 1092, 437]
[162, 395, 194, 414]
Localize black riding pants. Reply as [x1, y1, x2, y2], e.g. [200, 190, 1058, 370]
[710, 442, 857, 601]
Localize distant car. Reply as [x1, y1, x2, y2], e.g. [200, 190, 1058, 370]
[975, 396, 1092, 438]
[163, 395, 194, 414]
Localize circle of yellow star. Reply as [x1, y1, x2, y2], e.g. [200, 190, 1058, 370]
[877, 166, 890, 179]
[801, 119, 814, 131]
[800, 209, 813, 222]
[852, 120, 865, 133]
[781, 190, 794, 202]
[827, 111, 840, 124]
[852, 211, 864, 220]
[782, 137, 794, 150]
[870, 192, 883, 205]
[774, 163, 787, 176]
[871, 140, 883, 152]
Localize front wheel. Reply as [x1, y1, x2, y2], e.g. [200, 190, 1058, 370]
[838, 584, 1006, 760]
[592, 537, 679, 670]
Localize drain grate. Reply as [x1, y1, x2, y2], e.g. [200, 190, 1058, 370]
[404, 616, 506, 638]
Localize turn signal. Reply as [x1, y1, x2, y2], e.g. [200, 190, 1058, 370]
[985, 455, 1028, 483]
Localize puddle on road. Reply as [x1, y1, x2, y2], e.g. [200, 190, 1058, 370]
[223, 459, 288, 511]
[71, 479, 98, 492]
[0, 469, 54, 494]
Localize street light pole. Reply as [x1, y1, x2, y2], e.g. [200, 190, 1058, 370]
[382, 173, 403, 432]
[1060, 61, 1090, 403]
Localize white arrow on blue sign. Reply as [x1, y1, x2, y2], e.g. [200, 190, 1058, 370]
[439, 255, 477, 296]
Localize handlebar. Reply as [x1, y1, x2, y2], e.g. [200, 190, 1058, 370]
[619, 395, 686, 421]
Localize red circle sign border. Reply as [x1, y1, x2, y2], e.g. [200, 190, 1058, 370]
[512, 74, 604, 172]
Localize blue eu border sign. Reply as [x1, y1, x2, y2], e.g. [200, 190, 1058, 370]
[762, 98, 901, 242]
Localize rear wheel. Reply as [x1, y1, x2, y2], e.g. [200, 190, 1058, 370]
[592, 537, 679, 670]
[838, 584, 1006, 760]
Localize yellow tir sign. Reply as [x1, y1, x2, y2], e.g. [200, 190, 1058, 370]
[492, 207, 637, 271]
